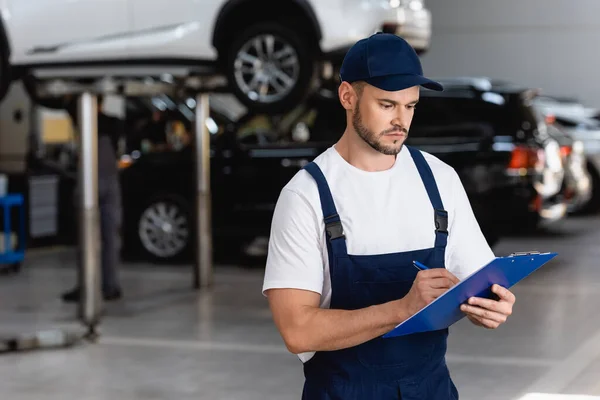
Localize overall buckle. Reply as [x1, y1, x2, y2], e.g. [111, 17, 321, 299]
[326, 220, 345, 240]
[434, 209, 449, 234]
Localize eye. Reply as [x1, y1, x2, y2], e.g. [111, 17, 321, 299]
[407, 104, 417, 110]
[380, 103, 394, 110]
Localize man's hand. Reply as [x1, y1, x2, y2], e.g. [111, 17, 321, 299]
[403, 269, 460, 316]
[460, 284, 515, 329]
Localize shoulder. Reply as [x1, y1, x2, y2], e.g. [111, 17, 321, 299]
[282, 147, 338, 202]
[272, 147, 343, 234]
[409, 147, 462, 187]
[407, 147, 466, 218]
[420, 150, 458, 177]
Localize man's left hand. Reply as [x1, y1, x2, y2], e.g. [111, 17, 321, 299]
[460, 284, 515, 329]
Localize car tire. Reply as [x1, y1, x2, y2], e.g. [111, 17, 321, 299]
[224, 22, 317, 114]
[135, 195, 192, 263]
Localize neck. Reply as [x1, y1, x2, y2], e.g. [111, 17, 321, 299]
[335, 128, 397, 172]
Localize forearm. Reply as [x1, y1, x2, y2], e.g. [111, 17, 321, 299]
[285, 298, 411, 354]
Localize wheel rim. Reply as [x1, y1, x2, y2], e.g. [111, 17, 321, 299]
[138, 201, 189, 258]
[233, 33, 300, 104]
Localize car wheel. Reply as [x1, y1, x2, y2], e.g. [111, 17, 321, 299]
[224, 22, 317, 114]
[137, 196, 192, 262]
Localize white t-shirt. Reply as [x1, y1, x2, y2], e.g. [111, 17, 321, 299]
[262, 145, 495, 362]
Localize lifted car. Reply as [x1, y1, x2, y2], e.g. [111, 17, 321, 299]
[0, 0, 431, 113]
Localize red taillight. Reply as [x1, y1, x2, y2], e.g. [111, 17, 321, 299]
[545, 114, 556, 125]
[508, 146, 542, 170]
[560, 145, 572, 159]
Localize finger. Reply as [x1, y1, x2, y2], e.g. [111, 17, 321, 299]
[492, 284, 516, 303]
[467, 314, 500, 329]
[419, 268, 458, 282]
[422, 288, 448, 303]
[419, 269, 460, 286]
[428, 277, 456, 289]
[467, 314, 487, 328]
[460, 304, 507, 324]
[448, 273, 460, 286]
[467, 297, 512, 316]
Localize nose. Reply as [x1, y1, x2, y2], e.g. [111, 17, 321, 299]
[392, 106, 412, 126]
[391, 114, 408, 130]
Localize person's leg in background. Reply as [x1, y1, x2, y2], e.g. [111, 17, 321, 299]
[61, 183, 83, 303]
[99, 175, 122, 300]
[62, 177, 123, 302]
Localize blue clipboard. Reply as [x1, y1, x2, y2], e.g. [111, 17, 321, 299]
[383, 251, 558, 338]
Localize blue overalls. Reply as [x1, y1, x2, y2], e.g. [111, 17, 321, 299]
[301, 146, 459, 400]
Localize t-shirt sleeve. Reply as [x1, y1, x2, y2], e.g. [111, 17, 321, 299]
[445, 169, 496, 281]
[262, 187, 325, 296]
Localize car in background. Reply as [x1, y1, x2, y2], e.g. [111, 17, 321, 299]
[0, 0, 431, 113]
[117, 78, 569, 263]
[544, 118, 591, 213]
[533, 96, 600, 213]
[119, 98, 325, 263]
[534, 95, 599, 121]
[414, 78, 568, 233]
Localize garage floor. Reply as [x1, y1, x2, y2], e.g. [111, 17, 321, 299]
[2, 215, 600, 400]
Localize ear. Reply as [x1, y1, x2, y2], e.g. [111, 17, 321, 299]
[338, 82, 358, 111]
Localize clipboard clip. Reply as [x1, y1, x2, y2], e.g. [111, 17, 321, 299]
[509, 251, 541, 257]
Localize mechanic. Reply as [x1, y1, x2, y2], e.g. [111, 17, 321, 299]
[62, 95, 124, 303]
[262, 33, 516, 399]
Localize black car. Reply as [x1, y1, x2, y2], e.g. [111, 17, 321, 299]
[413, 78, 567, 233]
[118, 80, 566, 263]
[119, 104, 324, 263]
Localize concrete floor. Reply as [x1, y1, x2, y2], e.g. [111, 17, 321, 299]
[2, 215, 600, 400]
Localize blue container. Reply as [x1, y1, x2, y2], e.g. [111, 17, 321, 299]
[0, 193, 25, 268]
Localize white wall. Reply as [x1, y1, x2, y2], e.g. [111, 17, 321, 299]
[420, 0, 600, 108]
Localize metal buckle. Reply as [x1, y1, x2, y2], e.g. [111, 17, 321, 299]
[434, 209, 449, 234]
[326, 220, 345, 240]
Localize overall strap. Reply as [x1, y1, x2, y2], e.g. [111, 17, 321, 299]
[303, 162, 348, 263]
[406, 146, 448, 267]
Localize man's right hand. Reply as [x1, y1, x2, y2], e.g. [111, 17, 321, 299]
[403, 268, 460, 316]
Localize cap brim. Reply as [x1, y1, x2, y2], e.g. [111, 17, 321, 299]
[365, 74, 444, 92]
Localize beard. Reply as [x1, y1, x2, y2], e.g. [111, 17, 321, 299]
[352, 103, 407, 156]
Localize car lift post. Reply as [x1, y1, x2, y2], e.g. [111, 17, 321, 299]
[193, 93, 213, 289]
[77, 92, 102, 339]
[31, 71, 222, 341]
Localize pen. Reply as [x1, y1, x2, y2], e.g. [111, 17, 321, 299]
[413, 260, 431, 271]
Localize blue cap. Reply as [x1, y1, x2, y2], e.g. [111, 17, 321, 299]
[340, 33, 443, 92]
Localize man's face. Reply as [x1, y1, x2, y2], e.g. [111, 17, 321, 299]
[351, 84, 420, 155]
